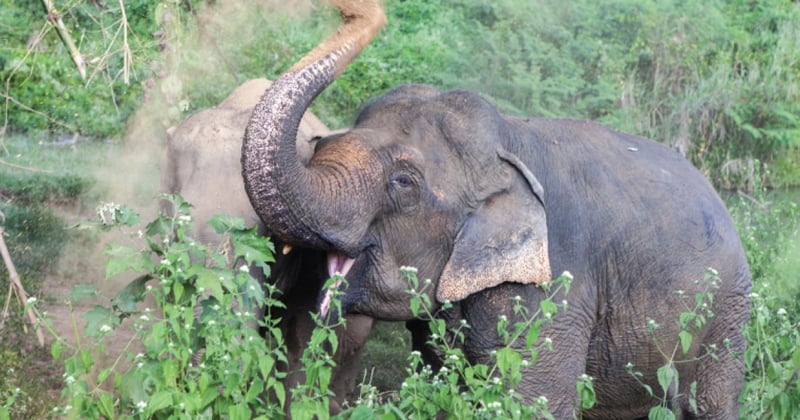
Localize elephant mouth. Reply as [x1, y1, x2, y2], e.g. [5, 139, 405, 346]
[319, 250, 357, 318]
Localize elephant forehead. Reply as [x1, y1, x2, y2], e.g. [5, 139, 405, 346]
[313, 136, 373, 162]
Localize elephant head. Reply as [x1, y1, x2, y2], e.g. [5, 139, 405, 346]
[242, 0, 551, 320]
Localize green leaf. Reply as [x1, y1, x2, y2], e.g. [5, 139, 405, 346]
[648, 406, 676, 420]
[97, 391, 116, 420]
[189, 266, 225, 300]
[348, 405, 376, 420]
[83, 305, 119, 337]
[97, 368, 112, 386]
[245, 378, 264, 404]
[105, 243, 151, 278]
[50, 340, 62, 361]
[540, 299, 558, 319]
[115, 206, 140, 227]
[678, 330, 693, 355]
[228, 403, 251, 420]
[208, 214, 246, 234]
[525, 323, 540, 348]
[145, 215, 173, 240]
[146, 390, 173, 416]
[409, 297, 421, 317]
[232, 234, 275, 267]
[656, 363, 677, 395]
[496, 347, 521, 376]
[792, 345, 800, 369]
[111, 275, 150, 314]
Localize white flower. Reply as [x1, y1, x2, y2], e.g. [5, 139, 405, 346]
[239, 265, 250, 273]
[561, 271, 573, 280]
[100, 324, 113, 333]
[26, 297, 37, 305]
[139, 315, 149, 322]
[777, 308, 787, 316]
[136, 400, 147, 412]
[64, 375, 76, 385]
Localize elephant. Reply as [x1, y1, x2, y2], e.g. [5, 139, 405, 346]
[160, 78, 374, 412]
[241, 0, 752, 418]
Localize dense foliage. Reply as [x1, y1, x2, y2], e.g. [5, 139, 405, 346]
[1, 0, 798, 186]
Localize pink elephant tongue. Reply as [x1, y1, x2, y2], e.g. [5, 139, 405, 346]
[320, 251, 356, 318]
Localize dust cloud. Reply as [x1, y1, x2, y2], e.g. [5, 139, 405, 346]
[78, 0, 321, 294]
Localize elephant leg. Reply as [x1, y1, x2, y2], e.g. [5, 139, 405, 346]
[461, 283, 595, 418]
[683, 292, 748, 419]
[328, 315, 374, 409]
[282, 311, 374, 413]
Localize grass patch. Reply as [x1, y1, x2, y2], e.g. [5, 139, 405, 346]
[360, 322, 411, 393]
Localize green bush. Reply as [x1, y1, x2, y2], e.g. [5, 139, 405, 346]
[0, 203, 66, 282]
[16, 196, 594, 419]
[730, 192, 800, 419]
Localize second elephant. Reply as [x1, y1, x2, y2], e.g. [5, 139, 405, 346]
[160, 78, 373, 411]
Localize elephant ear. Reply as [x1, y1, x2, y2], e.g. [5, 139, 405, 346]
[436, 148, 551, 303]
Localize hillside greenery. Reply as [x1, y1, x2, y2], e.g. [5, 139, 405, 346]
[1, 0, 798, 187]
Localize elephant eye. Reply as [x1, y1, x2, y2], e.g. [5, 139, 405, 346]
[390, 174, 414, 189]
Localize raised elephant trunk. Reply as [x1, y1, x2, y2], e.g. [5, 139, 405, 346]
[242, 0, 386, 250]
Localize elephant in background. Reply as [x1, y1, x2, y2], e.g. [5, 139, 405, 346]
[241, 0, 751, 418]
[160, 78, 373, 412]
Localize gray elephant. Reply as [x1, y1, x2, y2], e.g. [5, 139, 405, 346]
[241, 1, 751, 418]
[160, 78, 373, 412]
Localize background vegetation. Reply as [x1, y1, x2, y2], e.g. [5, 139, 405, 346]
[2, 0, 799, 187]
[0, 0, 798, 418]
